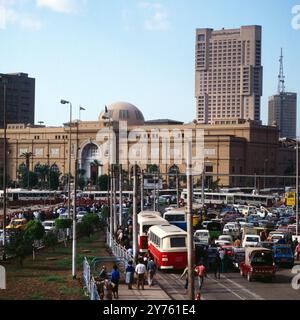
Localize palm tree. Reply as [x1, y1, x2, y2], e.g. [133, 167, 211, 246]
[20, 152, 33, 172]
[90, 160, 103, 187]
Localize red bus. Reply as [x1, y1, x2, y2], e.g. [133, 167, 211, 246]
[148, 224, 188, 270]
[137, 211, 167, 253]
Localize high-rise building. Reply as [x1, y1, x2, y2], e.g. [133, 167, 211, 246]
[195, 25, 263, 124]
[0, 73, 35, 128]
[268, 49, 297, 139]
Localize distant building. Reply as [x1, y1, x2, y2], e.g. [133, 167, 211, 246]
[268, 49, 297, 139]
[195, 25, 262, 124]
[0, 73, 35, 128]
[268, 93, 297, 139]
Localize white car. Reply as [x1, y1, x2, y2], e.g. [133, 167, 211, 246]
[218, 235, 233, 243]
[76, 211, 89, 222]
[215, 240, 232, 246]
[242, 235, 261, 247]
[223, 223, 240, 237]
[42, 220, 56, 232]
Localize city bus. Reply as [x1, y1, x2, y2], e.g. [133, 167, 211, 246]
[163, 210, 187, 231]
[180, 190, 274, 207]
[148, 224, 188, 270]
[0, 189, 63, 203]
[137, 211, 167, 253]
[80, 190, 133, 201]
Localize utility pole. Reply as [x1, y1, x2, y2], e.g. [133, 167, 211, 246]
[72, 145, 78, 280]
[132, 164, 138, 261]
[176, 171, 180, 208]
[109, 165, 114, 244]
[141, 170, 144, 211]
[201, 169, 205, 208]
[1, 77, 7, 261]
[113, 165, 117, 233]
[187, 142, 195, 300]
[153, 172, 156, 212]
[296, 141, 299, 236]
[119, 164, 123, 227]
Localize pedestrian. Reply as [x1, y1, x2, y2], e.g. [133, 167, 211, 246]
[219, 248, 226, 273]
[99, 265, 108, 281]
[135, 257, 146, 290]
[103, 279, 114, 300]
[195, 292, 202, 300]
[125, 260, 135, 290]
[234, 238, 241, 247]
[111, 264, 120, 299]
[180, 266, 189, 293]
[295, 242, 300, 261]
[194, 261, 207, 291]
[213, 251, 221, 279]
[146, 257, 157, 287]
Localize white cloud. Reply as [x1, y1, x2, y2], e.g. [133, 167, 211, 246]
[0, 2, 41, 30]
[36, 0, 84, 14]
[139, 1, 171, 31]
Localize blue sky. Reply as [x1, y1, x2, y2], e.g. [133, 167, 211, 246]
[1, 0, 299, 135]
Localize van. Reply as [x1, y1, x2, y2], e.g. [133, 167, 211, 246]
[242, 235, 261, 248]
[194, 230, 210, 245]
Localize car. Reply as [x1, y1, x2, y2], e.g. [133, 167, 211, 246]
[218, 235, 233, 243]
[76, 211, 89, 222]
[232, 247, 245, 270]
[201, 221, 211, 229]
[258, 241, 274, 250]
[273, 244, 294, 268]
[215, 239, 232, 246]
[42, 220, 56, 233]
[242, 235, 261, 247]
[6, 218, 27, 231]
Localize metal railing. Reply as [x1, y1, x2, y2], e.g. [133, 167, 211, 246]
[83, 257, 100, 300]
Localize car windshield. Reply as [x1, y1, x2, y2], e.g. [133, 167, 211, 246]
[246, 237, 259, 242]
[251, 251, 273, 266]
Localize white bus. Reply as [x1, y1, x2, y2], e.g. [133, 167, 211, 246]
[137, 211, 167, 253]
[0, 189, 62, 202]
[148, 224, 188, 270]
[180, 190, 274, 207]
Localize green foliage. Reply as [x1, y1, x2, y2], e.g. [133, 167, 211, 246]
[77, 221, 95, 239]
[101, 206, 109, 219]
[24, 220, 45, 242]
[20, 171, 38, 189]
[82, 213, 100, 229]
[128, 206, 133, 217]
[98, 174, 109, 190]
[49, 171, 60, 190]
[5, 230, 32, 266]
[55, 218, 72, 230]
[43, 231, 58, 251]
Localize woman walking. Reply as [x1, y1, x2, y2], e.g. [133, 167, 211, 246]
[125, 260, 135, 289]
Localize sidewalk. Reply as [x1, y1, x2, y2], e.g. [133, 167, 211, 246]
[118, 284, 171, 300]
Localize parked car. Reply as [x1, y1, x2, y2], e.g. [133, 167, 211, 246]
[76, 211, 89, 222]
[273, 244, 294, 268]
[218, 235, 233, 243]
[240, 247, 276, 282]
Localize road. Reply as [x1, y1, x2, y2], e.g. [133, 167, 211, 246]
[156, 263, 300, 300]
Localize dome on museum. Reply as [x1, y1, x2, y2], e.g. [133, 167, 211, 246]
[99, 101, 145, 126]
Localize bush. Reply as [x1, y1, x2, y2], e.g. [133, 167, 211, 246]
[55, 218, 72, 230]
[82, 213, 100, 229]
[24, 220, 45, 242]
[77, 221, 94, 240]
[43, 231, 58, 251]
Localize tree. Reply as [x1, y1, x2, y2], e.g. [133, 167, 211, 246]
[43, 231, 58, 252]
[49, 171, 60, 190]
[24, 220, 45, 260]
[82, 213, 101, 229]
[5, 230, 32, 266]
[77, 169, 86, 190]
[55, 218, 72, 247]
[20, 152, 33, 171]
[98, 174, 109, 191]
[20, 171, 38, 189]
[77, 221, 94, 240]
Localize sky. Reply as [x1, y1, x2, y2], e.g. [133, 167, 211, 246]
[0, 0, 299, 135]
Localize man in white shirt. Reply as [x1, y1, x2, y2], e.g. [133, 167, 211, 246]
[135, 258, 146, 290]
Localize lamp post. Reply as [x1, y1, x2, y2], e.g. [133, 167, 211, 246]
[1, 76, 8, 261]
[60, 99, 76, 279]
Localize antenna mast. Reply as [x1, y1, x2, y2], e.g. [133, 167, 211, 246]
[278, 48, 285, 94]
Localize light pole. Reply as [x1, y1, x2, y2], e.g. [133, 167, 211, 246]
[296, 141, 299, 236]
[1, 76, 8, 261]
[60, 99, 76, 279]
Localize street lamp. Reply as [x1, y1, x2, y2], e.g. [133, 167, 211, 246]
[1, 76, 8, 261]
[60, 99, 76, 279]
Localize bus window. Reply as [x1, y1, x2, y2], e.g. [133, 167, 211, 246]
[170, 237, 186, 248]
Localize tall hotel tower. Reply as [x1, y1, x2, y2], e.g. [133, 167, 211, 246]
[195, 26, 263, 124]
